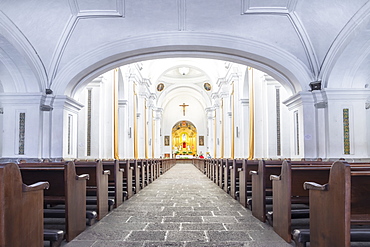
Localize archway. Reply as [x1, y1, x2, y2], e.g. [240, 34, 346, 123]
[172, 121, 197, 158]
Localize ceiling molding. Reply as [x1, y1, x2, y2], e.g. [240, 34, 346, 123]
[319, 1, 370, 87]
[241, 0, 319, 79]
[0, 10, 47, 92]
[48, 0, 125, 89]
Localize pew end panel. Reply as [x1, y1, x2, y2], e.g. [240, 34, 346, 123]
[0, 163, 49, 247]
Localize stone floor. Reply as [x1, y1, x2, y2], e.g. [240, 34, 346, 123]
[63, 162, 294, 247]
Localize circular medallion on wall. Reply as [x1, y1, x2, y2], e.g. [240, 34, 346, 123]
[157, 83, 165, 92]
[204, 82, 211, 91]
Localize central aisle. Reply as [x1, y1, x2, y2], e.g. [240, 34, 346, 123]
[65, 162, 293, 247]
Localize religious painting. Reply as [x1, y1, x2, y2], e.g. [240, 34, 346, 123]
[199, 136, 204, 146]
[157, 83, 164, 91]
[204, 82, 211, 91]
[164, 136, 170, 146]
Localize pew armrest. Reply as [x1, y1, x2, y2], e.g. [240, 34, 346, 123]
[103, 170, 111, 175]
[22, 181, 50, 192]
[249, 170, 258, 176]
[238, 168, 243, 172]
[270, 175, 281, 181]
[76, 174, 90, 180]
[303, 181, 328, 191]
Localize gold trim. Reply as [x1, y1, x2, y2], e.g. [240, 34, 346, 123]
[113, 69, 119, 160]
[248, 68, 255, 160]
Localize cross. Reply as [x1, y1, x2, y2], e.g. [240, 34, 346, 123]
[179, 103, 189, 116]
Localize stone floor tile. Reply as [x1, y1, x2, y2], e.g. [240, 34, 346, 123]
[207, 230, 252, 242]
[166, 231, 207, 242]
[181, 223, 226, 231]
[62, 163, 295, 247]
[126, 231, 166, 241]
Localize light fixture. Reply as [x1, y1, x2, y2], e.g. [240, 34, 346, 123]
[178, 67, 189, 76]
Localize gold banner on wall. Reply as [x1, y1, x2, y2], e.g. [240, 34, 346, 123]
[113, 68, 119, 160]
[248, 68, 254, 160]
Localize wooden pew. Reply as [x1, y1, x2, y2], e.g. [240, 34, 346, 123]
[128, 159, 140, 194]
[269, 160, 332, 242]
[19, 161, 89, 242]
[74, 160, 111, 220]
[223, 159, 231, 193]
[250, 160, 333, 222]
[302, 161, 370, 247]
[218, 159, 225, 189]
[249, 160, 281, 221]
[0, 163, 49, 247]
[119, 159, 133, 199]
[238, 159, 259, 207]
[102, 160, 124, 207]
[229, 159, 243, 199]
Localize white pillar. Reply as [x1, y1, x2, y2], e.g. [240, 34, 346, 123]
[283, 92, 316, 159]
[205, 107, 215, 158]
[0, 94, 42, 161]
[153, 108, 163, 158]
[52, 95, 83, 159]
[239, 99, 250, 158]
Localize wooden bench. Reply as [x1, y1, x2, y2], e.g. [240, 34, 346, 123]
[238, 159, 259, 207]
[229, 159, 243, 199]
[74, 160, 111, 220]
[302, 161, 370, 247]
[269, 160, 332, 242]
[19, 161, 89, 242]
[250, 160, 333, 222]
[102, 160, 124, 207]
[119, 159, 133, 200]
[0, 163, 49, 247]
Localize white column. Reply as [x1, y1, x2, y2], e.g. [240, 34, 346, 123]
[239, 99, 250, 158]
[118, 99, 128, 158]
[283, 92, 316, 159]
[153, 108, 163, 158]
[52, 95, 83, 159]
[0, 93, 42, 160]
[325, 89, 370, 160]
[205, 107, 215, 158]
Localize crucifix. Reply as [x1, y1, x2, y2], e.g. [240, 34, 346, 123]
[179, 103, 189, 116]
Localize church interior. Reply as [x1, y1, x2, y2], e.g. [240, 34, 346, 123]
[1, 1, 370, 246]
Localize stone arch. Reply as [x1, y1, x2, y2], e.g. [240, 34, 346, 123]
[51, 32, 312, 97]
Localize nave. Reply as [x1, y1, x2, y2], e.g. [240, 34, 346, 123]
[64, 162, 292, 247]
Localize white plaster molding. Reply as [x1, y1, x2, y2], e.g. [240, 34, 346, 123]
[70, 0, 124, 17]
[283, 92, 314, 110]
[53, 95, 84, 114]
[241, 0, 319, 78]
[48, 0, 125, 89]
[55, 32, 311, 96]
[324, 88, 370, 101]
[118, 99, 128, 106]
[178, 0, 186, 31]
[0, 93, 43, 104]
[241, 0, 297, 14]
[320, 1, 370, 86]
[240, 98, 249, 105]
[0, 11, 47, 91]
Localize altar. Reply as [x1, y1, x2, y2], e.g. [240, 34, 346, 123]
[175, 155, 194, 159]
